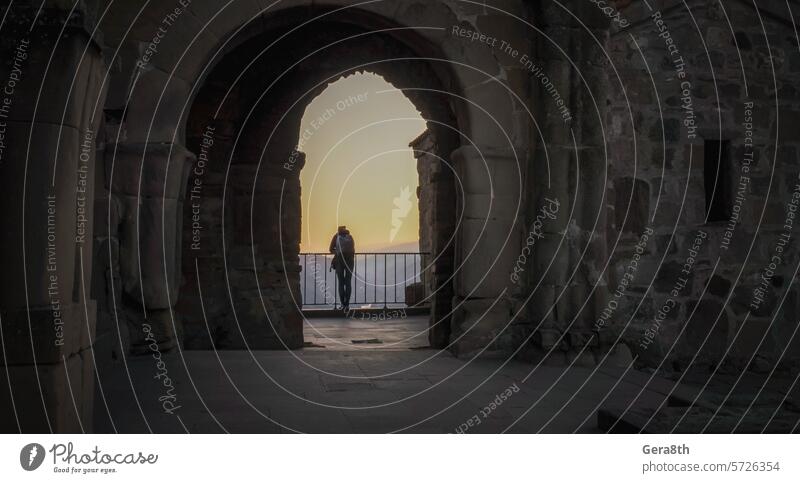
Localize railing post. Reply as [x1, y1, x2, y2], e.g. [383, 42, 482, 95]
[303, 254, 307, 305]
[403, 253, 408, 306]
[353, 254, 358, 306]
[333, 255, 338, 310]
[313, 254, 317, 305]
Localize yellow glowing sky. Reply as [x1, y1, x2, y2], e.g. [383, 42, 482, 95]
[299, 72, 426, 253]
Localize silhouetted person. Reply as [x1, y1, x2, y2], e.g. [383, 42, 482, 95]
[330, 226, 355, 311]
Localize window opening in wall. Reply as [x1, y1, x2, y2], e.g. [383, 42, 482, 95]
[704, 139, 732, 223]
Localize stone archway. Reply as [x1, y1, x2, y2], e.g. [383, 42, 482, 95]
[177, 7, 464, 351]
[93, 0, 530, 360]
[0, 0, 623, 433]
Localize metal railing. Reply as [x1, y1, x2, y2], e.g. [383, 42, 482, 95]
[300, 252, 428, 308]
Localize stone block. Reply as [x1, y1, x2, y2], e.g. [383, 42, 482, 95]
[0, 33, 104, 129]
[554, 284, 608, 332]
[730, 315, 780, 361]
[0, 349, 94, 433]
[452, 145, 523, 198]
[442, 30, 500, 88]
[457, 217, 521, 299]
[129, 308, 182, 354]
[93, 308, 130, 366]
[530, 236, 570, 287]
[92, 194, 123, 239]
[404, 282, 426, 307]
[1, 302, 96, 365]
[449, 297, 514, 358]
[707, 274, 732, 298]
[124, 68, 192, 143]
[463, 193, 521, 220]
[678, 300, 731, 366]
[105, 142, 194, 199]
[187, 0, 264, 40]
[136, 5, 221, 83]
[614, 177, 650, 234]
[117, 196, 183, 309]
[462, 81, 516, 147]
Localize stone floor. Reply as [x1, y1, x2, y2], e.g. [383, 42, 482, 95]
[302, 314, 431, 350]
[92, 315, 800, 433]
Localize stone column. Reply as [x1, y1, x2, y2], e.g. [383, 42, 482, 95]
[222, 160, 304, 350]
[411, 130, 457, 349]
[443, 0, 534, 357]
[449, 145, 524, 357]
[0, 6, 105, 432]
[529, 1, 612, 364]
[107, 142, 193, 353]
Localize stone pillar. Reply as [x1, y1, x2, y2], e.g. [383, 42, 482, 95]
[528, 1, 612, 364]
[106, 143, 193, 353]
[0, 7, 105, 432]
[449, 145, 524, 357]
[411, 130, 457, 349]
[221, 161, 304, 350]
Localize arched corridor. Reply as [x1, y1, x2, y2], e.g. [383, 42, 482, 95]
[1, 0, 799, 436]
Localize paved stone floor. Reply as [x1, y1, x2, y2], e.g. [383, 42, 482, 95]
[93, 316, 800, 433]
[92, 316, 627, 433]
[302, 314, 431, 350]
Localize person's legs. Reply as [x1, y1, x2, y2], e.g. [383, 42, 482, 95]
[343, 268, 352, 306]
[335, 264, 347, 308]
[342, 255, 354, 309]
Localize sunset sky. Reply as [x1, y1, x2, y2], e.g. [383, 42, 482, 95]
[298, 72, 426, 253]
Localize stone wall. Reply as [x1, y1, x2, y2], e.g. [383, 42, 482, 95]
[606, 0, 800, 371]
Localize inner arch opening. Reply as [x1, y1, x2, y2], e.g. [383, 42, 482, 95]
[299, 72, 426, 253]
[179, 10, 462, 352]
[298, 72, 438, 349]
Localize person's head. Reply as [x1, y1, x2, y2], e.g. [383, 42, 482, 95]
[337, 225, 347, 235]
